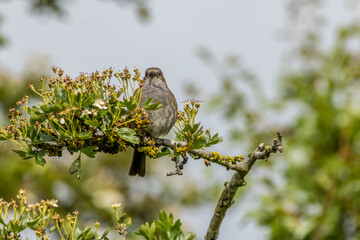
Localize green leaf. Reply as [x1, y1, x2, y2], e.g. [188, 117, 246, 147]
[186, 233, 197, 240]
[49, 226, 57, 233]
[54, 85, 68, 102]
[82, 92, 96, 107]
[40, 103, 63, 113]
[205, 133, 223, 147]
[119, 107, 128, 117]
[119, 134, 139, 144]
[142, 97, 163, 111]
[69, 154, 82, 180]
[78, 226, 92, 238]
[121, 98, 137, 111]
[98, 109, 108, 118]
[135, 211, 196, 240]
[35, 150, 47, 166]
[110, 105, 120, 117]
[103, 116, 112, 130]
[85, 232, 95, 240]
[50, 103, 63, 112]
[58, 129, 71, 139]
[22, 151, 37, 160]
[116, 128, 139, 144]
[0, 215, 7, 226]
[28, 125, 40, 141]
[9, 219, 26, 232]
[77, 132, 92, 139]
[30, 106, 44, 124]
[159, 211, 172, 224]
[36, 133, 54, 143]
[13, 149, 28, 158]
[84, 119, 100, 127]
[80, 146, 97, 158]
[136, 222, 156, 240]
[20, 211, 31, 224]
[189, 138, 206, 150]
[194, 125, 203, 135]
[118, 213, 132, 227]
[74, 92, 81, 107]
[100, 228, 110, 239]
[74, 226, 82, 238]
[117, 127, 136, 135]
[155, 147, 172, 158]
[40, 104, 51, 113]
[26, 217, 41, 228]
[189, 123, 201, 134]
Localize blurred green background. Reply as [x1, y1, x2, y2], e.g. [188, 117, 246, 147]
[1, 0, 360, 239]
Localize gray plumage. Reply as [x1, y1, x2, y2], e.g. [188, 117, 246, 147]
[128, 67, 178, 177]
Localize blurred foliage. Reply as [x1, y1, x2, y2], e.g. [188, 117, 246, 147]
[196, 5, 360, 240]
[0, 15, 6, 47]
[251, 23, 360, 240]
[195, 46, 273, 149]
[27, 0, 150, 20]
[0, 69, 43, 112]
[136, 211, 196, 240]
[0, 190, 196, 240]
[29, 0, 65, 16]
[193, 1, 360, 239]
[0, 189, 111, 240]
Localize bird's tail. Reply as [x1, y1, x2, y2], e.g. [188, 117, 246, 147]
[129, 148, 146, 177]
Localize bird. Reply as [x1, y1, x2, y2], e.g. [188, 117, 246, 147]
[128, 67, 178, 177]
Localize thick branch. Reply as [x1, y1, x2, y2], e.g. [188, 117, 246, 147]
[204, 132, 283, 240]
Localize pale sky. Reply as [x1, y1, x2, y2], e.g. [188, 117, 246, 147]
[0, 0, 358, 239]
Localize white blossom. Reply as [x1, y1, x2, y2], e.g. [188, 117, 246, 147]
[111, 202, 121, 209]
[91, 109, 98, 116]
[82, 109, 92, 115]
[94, 99, 108, 110]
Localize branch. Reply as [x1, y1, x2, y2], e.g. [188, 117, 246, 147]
[153, 132, 283, 240]
[204, 132, 283, 240]
[154, 138, 248, 174]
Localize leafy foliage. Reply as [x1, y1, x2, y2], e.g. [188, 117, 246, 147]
[0, 190, 195, 240]
[249, 25, 360, 239]
[0, 68, 145, 176]
[27, 0, 151, 20]
[0, 189, 110, 240]
[136, 211, 197, 240]
[175, 100, 222, 152]
[193, 11, 360, 240]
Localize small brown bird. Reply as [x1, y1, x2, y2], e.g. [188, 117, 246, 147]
[129, 67, 178, 177]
